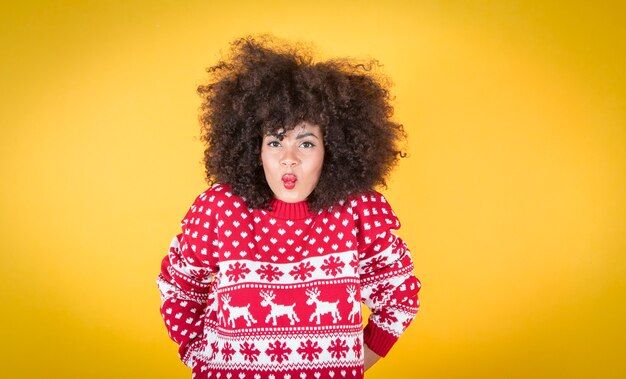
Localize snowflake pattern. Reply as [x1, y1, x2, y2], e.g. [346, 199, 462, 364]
[289, 261, 315, 281]
[370, 282, 395, 303]
[348, 253, 359, 273]
[327, 338, 349, 359]
[157, 184, 420, 375]
[239, 341, 261, 362]
[221, 342, 236, 361]
[297, 339, 323, 361]
[352, 338, 362, 358]
[321, 255, 345, 276]
[225, 262, 251, 282]
[362, 255, 387, 273]
[188, 267, 211, 278]
[378, 307, 398, 325]
[255, 264, 283, 282]
[266, 340, 292, 363]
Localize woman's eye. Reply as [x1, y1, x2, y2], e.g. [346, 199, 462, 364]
[267, 141, 281, 147]
[301, 141, 315, 148]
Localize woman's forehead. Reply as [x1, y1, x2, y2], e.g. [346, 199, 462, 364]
[264, 122, 322, 137]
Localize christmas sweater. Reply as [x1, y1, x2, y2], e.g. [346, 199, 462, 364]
[157, 183, 420, 379]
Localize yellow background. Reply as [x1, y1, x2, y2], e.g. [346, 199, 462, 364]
[1, 1, 624, 378]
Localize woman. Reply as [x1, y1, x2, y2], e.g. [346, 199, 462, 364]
[157, 35, 421, 379]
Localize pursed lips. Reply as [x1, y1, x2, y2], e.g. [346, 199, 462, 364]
[282, 174, 297, 189]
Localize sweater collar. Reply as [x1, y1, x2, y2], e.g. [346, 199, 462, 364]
[269, 197, 312, 220]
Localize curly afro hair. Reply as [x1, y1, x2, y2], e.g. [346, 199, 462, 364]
[197, 35, 408, 213]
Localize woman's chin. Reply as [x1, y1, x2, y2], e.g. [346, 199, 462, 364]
[273, 189, 309, 203]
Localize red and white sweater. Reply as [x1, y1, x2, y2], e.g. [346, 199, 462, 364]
[157, 183, 420, 379]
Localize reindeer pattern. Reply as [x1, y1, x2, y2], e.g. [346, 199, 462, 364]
[259, 290, 300, 326]
[214, 284, 362, 328]
[346, 285, 362, 323]
[305, 287, 342, 325]
[220, 293, 257, 327]
[159, 184, 420, 378]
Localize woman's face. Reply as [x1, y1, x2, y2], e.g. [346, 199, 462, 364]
[261, 121, 325, 203]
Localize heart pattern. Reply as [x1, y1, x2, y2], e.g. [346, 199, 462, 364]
[157, 183, 420, 379]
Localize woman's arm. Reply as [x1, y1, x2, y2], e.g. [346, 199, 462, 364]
[364, 345, 382, 371]
[157, 189, 220, 367]
[351, 191, 421, 363]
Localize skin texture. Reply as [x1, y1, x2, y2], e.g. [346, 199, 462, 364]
[364, 345, 382, 371]
[197, 35, 406, 370]
[262, 122, 383, 370]
[261, 122, 325, 203]
[197, 35, 408, 213]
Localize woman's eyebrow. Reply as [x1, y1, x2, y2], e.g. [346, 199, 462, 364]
[296, 133, 319, 140]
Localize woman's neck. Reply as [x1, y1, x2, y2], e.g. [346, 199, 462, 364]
[268, 197, 311, 220]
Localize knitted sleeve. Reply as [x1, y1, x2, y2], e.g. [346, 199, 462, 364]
[156, 188, 220, 367]
[351, 191, 421, 357]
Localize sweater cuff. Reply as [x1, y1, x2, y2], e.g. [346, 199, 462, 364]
[363, 322, 398, 357]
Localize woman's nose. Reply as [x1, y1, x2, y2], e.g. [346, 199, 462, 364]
[281, 148, 299, 166]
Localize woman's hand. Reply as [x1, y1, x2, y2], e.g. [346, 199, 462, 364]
[364, 344, 382, 371]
